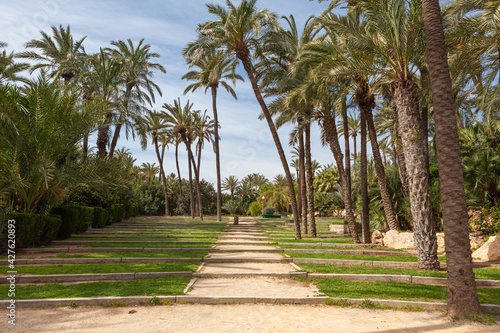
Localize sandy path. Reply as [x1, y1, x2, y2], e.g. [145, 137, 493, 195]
[2, 304, 498, 333]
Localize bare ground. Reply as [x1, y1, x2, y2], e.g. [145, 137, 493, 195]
[2, 304, 499, 333]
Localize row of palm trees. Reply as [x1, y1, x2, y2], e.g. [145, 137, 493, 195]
[179, 0, 491, 316]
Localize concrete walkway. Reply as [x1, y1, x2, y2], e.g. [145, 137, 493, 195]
[187, 218, 320, 297]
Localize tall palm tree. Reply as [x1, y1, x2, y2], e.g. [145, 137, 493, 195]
[0, 43, 29, 85]
[138, 110, 170, 216]
[17, 25, 86, 82]
[421, 0, 481, 317]
[222, 175, 239, 197]
[182, 49, 243, 221]
[141, 162, 159, 182]
[163, 98, 203, 220]
[191, 0, 302, 239]
[107, 39, 166, 157]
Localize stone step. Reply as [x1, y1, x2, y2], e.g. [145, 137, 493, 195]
[18, 247, 213, 254]
[73, 235, 219, 239]
[285, 249, 411, 257]
[279, 242, 373, 248]
[215, 240, 271, 245]
[51, 240, 215, 245]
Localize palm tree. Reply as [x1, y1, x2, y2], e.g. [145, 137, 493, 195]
[182, 49, 243, 221]
[421, 0, 481, 317]
[0, 43, 29, 85]
[191, 0, 302, 239]
[163, 98, 203, 220]
[107, 39, 166, 157]
[138, 110, 170, 216]
[17, 25, 86, 82]
[141, 162, 159, 181]
[222, 175, 239, 197]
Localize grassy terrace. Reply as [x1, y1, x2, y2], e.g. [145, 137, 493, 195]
[286, 252, 419, 262]
[311, 278, 500, 305]
[67, 237, 218, 242]
[298, 263, 500, 280]
[0, 277, 190, 299]
[84, 243, 213, 248]
[56, 251, 209, 258]
[0, 262, 198, 275]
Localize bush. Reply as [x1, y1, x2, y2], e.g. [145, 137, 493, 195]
[126, 204, 140, 218]
[6, 213, 62, 247]
[470, 205, 500, 235]
[92, 207, 109, 228]
[249, 202, 262, 216]
[53, 206, 81, 240]
[263, 207, 277, 215]
[109, 206, 125, 223]
[76, 206, 94, 233]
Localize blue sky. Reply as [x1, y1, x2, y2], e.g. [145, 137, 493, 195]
[1, 0, 353, 186]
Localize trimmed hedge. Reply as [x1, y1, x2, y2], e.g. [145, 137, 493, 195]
[6, 213, 62, 247]
[127, 204, 139, 218]
[263, 207, 277, 215]
[76, 206, 94, 233]
[53, 206, 81, 239]
[92, 207, 110, 228]
[108, 205, 125, 224]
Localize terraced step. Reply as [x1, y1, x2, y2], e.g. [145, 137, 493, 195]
[18, 247, 214, 254]
[51, 240, 215, 245]
[280, 242, 373, 248]
[286, 249, 411, 257]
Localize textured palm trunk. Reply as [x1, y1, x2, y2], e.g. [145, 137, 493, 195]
[304, 124, 316, 237]
[357, 82, 399, 231]
[298, 128, 307, 234]
[393, 105, 410, 197]
[186, 143, 195, 219]
[196, 140, 203, 219]
[352, 133, 357, 163]
[83, 133, 89, 159]
[211, 85, 222, 221]
[360, 108, 370, 243]
[175, 143, 183, 196]
[296, 167, 302, 219]
[422, 0, 481, 316]
[240, 57, 301, 239]
[154, 135, 169, 216]
[97, 113, 113, 157]
[394, 79, 439, 270]
[108, 122, 122, 158]
[322, 113, 345, 182]
[324, 110, 359, 243]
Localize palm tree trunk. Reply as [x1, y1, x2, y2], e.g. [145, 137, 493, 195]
[298, 128, 307, 234]
[360, 107, 370, 243]
[97, 113, 112, 157]
[304, 123, 316, 237]
[240, 58, 301, 239]
[323, 113, 345, 182]
[196, 140, 203, 219]
[108, 122, 122, 158]
[421, 0, 481, 316]
[364, 105, 400, 231]
[175, 143, 183, 196]
[83, 133, 89, 159]
[154, 135, 169, 216]
[353, 133, 357, 163]
[211, 85, 222, 222]
[393, 104, 410, 198]
[324, 107, 359, 243]
[187, 145, 195, 219]
[394, 78, 439, 270]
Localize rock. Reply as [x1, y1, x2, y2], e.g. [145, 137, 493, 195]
[371, 230, 384, 247]
[383, 230, 415, 249]
[472, 236, 500, 262]
[436, 232, 485, 253]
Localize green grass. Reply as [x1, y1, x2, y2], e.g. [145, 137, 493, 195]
[280, 244, 403, 252]
[0, 277, 190, 299]
[57, 251, 209, 259]
[275, 239, 354, 244]
[287, 252, 419, 262]
[86, 243, 213, 248]
[299, 263, 447, 277]
[68, 237, 217, 242]
[313, 278, 500, 305]
[0, 262, 199, 275]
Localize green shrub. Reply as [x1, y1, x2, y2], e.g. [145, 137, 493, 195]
[109, 206, 125, 223]
[249, 202, 262, 216]
[92, 207, 109, 228]
[39, 215, 62, 246]
[470, 205, 500, 235]
[53, 206, 81, 239]
[75, 206, 94, 233]
[263, 207, 277, 215]
[126, 204, 139, 219]
[5, 213, 61, 247]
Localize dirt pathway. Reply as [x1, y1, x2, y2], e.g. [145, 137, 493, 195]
[187, 218, 319, 297]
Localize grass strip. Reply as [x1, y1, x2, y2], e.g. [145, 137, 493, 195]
[56, 251, 209, 259]
[0, 277, 190, 299]
[68, 237, 217, 242]
[313, 278, 500, 305]
[0, 262, 199, 275]
[287, 252, 419, 262]
[298, 263, 500, 280]
[276, 239, 354, 244]
[280, 245, 404, 252]
[85, 243, 212, 249]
